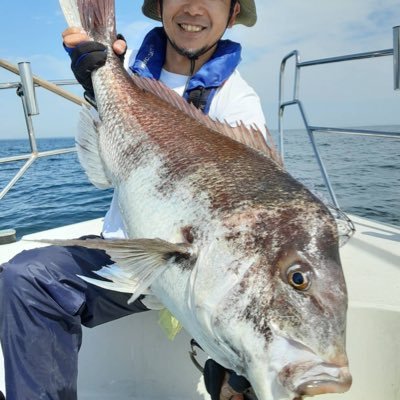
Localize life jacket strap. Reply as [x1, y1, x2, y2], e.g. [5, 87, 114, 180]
[187, 87, 214, 113]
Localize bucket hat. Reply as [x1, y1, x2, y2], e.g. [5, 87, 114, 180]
[142, 0, 257, 27]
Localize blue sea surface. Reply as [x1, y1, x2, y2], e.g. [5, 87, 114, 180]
[0, 128, 399, 240]
[277, 126, 400, 227]
[0, 138, 112, 239]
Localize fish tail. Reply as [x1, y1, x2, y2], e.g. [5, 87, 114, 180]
[59, 0, 81, 28]
[59, 0, 116, 45]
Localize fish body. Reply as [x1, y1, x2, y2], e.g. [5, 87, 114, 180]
[57, 1, 352, 399]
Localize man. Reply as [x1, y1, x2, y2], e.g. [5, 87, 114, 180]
[0, 1, 265, 399]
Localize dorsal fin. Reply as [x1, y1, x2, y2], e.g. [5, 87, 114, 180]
[131, 75, 283, 166]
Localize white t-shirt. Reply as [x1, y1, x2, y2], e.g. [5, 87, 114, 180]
[102, 57, 267, 238]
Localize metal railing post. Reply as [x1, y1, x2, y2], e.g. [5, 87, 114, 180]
[17, 62, 39, 154]
[0, 59, 83, 201]
[278, 51, 300, 161]
[278, 27, 399, 213]
[17, 85, 38, 155]
[296, 101, 340, 209]
[394, 26, 400, 90]
[17, 62, 39, 115]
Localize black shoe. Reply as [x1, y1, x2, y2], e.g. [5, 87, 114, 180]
[0, 390, 5, 400]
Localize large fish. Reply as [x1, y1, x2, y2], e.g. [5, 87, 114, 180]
[52, 0, 352, 398]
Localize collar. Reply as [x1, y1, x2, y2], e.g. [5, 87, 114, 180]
[130, 27, 242, 90]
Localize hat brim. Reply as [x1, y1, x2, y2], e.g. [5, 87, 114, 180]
[142, 0, 257, 27]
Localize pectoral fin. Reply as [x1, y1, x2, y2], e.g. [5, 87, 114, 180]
[33, 238, 193, 303]
[76, 106, 112, 189]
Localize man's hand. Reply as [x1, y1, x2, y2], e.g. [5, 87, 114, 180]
[220, 373, 244, 400]
[62, 27, 127, 103]
[204, 359, 250, 400]
[62, 27, 126, 55]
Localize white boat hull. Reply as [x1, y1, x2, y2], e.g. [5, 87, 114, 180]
[0, 215, 399, 399]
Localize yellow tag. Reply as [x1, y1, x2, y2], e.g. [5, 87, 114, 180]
[158, 309, 183, 340]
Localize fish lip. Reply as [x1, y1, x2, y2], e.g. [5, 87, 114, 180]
[292, 361, 352, 396]
[274, 337, 352, 396]
[296, 373, 352, 396]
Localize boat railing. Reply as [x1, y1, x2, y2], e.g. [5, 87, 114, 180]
[278, 25, 400, 210]
[0, 59, 86, 201]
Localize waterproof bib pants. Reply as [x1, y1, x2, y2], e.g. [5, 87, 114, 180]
[0, 238, 149, 400]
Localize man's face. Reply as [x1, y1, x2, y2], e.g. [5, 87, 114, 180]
[160, 0, 240, 57]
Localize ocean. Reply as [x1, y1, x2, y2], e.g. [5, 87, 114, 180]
[0, 128, 399, 240]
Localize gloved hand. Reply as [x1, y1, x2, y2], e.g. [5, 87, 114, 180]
[203, 359, 253, 400]
[65, 40, 108, 97]
[62, 27, 127, 104]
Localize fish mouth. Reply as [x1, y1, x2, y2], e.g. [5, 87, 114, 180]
[275, 338, 352, 397]
[296, 372, 352, 395]
[279, 364, 352, 397]
[288, 362, 352, 397]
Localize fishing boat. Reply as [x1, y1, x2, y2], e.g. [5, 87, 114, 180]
[0, 26, 399, 400]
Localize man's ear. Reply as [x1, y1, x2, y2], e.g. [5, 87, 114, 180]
[228, 2, 241, 28]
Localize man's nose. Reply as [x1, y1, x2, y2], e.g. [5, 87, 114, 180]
[182, 0, 205, 16]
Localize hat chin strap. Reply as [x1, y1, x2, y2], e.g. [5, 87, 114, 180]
[167, 37, 218, 62]
[164, 25, 221, 80]
[167, 38, 212, 92]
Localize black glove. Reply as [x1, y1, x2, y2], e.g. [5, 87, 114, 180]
[64, 34, 126, 105]
[204, 359, 226, 400]
[203, 359, 252, 400]
[66, 41, 107, 96]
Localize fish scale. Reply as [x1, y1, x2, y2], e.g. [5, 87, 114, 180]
[91, 58, 284, 212]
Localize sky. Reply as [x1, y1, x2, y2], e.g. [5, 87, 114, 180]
[0, 0, 399, 139]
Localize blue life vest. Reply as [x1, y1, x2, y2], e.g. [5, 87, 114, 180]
[130, 27, 242, 114]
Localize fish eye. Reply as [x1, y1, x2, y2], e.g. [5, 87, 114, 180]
[287, 265, 311, 291]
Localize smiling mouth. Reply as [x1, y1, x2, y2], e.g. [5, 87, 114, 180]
[178, 23, 205, 32]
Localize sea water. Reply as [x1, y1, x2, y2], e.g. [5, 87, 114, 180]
[0, 128, 399, 239]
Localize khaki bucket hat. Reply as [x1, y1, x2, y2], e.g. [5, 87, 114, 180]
[142, 0, 257, 27]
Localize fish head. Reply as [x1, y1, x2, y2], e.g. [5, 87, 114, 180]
[204, 203, 351, 399]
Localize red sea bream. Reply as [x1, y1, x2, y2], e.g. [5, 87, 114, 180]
[51, 0, 352, 398]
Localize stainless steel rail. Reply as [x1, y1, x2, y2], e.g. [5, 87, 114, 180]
[0, 79, 78, 90]
[0, 59, 86, 105]
[394, 26, 400, 90]
[278, 26, 400, 210]
[0, 59, 86, 200]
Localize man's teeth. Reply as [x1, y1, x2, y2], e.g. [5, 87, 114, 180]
[180, 24, 203, 32]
